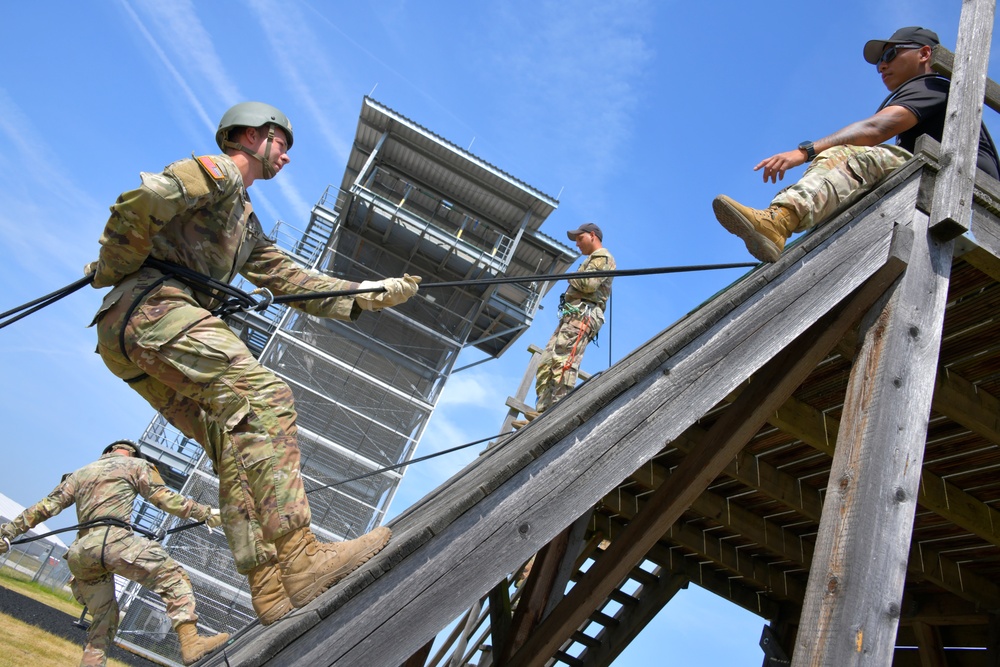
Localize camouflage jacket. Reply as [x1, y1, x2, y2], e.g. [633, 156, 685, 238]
[563, 247, 615, 310]
[4, 452, 210, 539]
[92, 153, 359, 321]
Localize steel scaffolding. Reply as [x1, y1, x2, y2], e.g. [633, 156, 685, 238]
[113, 97, 576, 665]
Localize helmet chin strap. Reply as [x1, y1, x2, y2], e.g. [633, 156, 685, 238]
[222, 124, 278, 179]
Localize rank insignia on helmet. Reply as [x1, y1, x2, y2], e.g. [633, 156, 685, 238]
[196, 155, 225, 181]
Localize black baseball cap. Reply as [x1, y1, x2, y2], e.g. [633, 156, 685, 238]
[567, 222, 603, 241]
[864, 26, 940, 64]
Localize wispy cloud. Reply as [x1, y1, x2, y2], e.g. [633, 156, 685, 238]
[245, 0, 355, 164]
[483, 0, 655, 213]
[119, 0, 314, 222]
[116, 0, 218, 134]
[0, 89, 107, 279]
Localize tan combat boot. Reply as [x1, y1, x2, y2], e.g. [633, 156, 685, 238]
[176, 621, 229, 665]
[712, 195, 801, 263]
[276, 526, 391, 608]
[511, 409, 541, 430]
[247, 561, 293, 625]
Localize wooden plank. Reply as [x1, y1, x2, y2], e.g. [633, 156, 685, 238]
[768, 387, 1000, 549]
[598, 490, 809, 602]
[928, 0, 996, 238]
[792, 208, 955, 665]
[575, 568, 687, 667]
[931, 46, 1000, 115]
[912, 622, 950, 667]
[504, 243, 909, 667]
[219, 177, 918, 667]
[494, 531, 572, 662]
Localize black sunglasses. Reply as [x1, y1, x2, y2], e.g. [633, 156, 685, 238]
[875, 43, 923, 66]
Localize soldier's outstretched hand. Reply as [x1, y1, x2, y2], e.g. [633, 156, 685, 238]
[754, 149, 808, 184]
[355, 274, 422, 310]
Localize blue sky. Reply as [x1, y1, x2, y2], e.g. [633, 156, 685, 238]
[0, 1, 995, 664]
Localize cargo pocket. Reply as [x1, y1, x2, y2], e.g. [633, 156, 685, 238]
[134, 306, 235, 385]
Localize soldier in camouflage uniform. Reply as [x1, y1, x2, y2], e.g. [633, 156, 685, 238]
[0, 440, 228, 666]
[86, 102, 419, 623]
[712, 26, 1000, 263]
[516, 223, 614, 428]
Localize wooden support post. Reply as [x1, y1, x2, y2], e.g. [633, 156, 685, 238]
[911, 622, 947, 667]
[504, 233, 910, 667]
[493, 513, 591, 664]
[928, 0, 996, 238]
[792, 211, 954, 666]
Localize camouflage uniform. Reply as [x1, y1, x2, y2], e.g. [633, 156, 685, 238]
[91, 153, 364, 573]
[1, 451, 215, 667]
[772, 144, 912, 230]
[535, 247, 615, 412]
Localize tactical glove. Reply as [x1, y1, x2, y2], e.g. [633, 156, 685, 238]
[355, 274, 421, 311]
[0, 523, 15, 553]
[205, 508, 223, 528]
[191, 505, 223, 528]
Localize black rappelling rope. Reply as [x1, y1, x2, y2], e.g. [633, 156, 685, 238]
[0, 261, 759, 328]
[0, 274, 94, 330]
[303, 431, 505, 495]
[268, 262, 759, 307]
[6, 431, 509, 546]
[8, 515, 211, 547]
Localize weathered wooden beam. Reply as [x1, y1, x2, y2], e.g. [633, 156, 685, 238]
[599, 489, 809, 602]
[793, 209, 954, 665]
[575, 566, 687, 667]
[615, 464, 816, 571]
[494, 516, 588, 664]
[771, 388, 1000, 548]
[928, 1, 996, 238]
[669, 420, 1000, 609]
[912, 622, 949, 667]
[641, 540, 789, 622]
[672, 424, 826, 521]
[931, 46, 1000, 115]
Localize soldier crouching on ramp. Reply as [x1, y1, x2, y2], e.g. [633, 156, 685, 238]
[85, 102, 420, 625]
[0, 440, 228, 666]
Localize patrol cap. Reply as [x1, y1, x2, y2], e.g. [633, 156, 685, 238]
[863, 26, 940, 64]
[567, 222, 603, 242]
[216, 102, 294, 150]
[102, 439, 140, 457]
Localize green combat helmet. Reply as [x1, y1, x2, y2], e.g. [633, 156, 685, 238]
[215, 102, 293, 179]
[102, 439, 140, 457]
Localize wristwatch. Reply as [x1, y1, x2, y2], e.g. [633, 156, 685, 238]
[798, 141, 816, 162]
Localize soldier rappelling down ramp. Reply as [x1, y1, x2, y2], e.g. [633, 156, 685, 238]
[84, 102, 419, 630]
[0, 440, 228, 666]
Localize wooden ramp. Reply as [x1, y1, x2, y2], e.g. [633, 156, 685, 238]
[198, 12, 1000, 664]
[196, 139, 1000, 665]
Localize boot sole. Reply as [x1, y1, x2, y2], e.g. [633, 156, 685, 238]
[258, 598, 293, 625]
[288, 527, 392, 608]
[181, 633, 230, 665]
[712, 196, 781, 263]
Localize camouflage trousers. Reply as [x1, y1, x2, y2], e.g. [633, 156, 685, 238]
[772, 144, 912, 230]
[67, 527, 196, 667]
[95, 271, 310, 573]
[535, 312, 602, 413]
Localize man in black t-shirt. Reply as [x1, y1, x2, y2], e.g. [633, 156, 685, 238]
[712, 26, 1000, 263]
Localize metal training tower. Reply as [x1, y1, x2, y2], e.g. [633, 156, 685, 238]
[111, 97, 576, 665]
